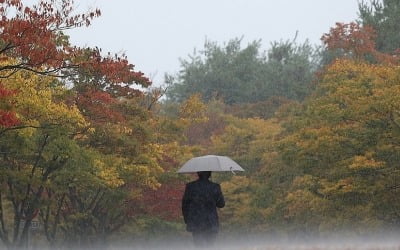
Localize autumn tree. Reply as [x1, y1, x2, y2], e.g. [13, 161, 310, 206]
[129, 95, 213, 225]
[210, 116, 283, 231]
[0, 0, 157, 248]
[0, 0, 149, 131]
[0, 67, 87, 249]
[321, 22, 398, 64]
[0, 0, 92, 130]
[321, 0, 400, 66]
[273, 59, 400, 234]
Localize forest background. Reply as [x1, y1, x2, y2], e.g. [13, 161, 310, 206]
[0, 0, 400, 249]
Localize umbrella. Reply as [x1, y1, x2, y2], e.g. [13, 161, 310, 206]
[177, 155, 244, 173]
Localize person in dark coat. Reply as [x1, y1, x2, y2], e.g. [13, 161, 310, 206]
[182, 171, 225, 247]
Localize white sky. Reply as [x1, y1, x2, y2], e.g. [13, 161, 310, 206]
[66, 0, 360, 87]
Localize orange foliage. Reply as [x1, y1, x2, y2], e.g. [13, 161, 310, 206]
[322, 22, 377, 58]
[76, 88, 125, 124]
[322, 22, 399, 64]
[0, 0, 151, 127]
[0, 0, 100, 74]
[138, 181, 185, 221]
[0, 110, 18, 127]
[80, 48, 151, 88]
[0, 84, 18, 127]
[0, 0, 151, 88]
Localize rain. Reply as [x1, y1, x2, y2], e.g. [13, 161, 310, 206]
[1, 0, 400, 249]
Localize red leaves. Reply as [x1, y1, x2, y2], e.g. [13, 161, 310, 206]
[0, 84, 18, 127]
[0, 0, 21, 7]
[0, 84, 16, 97]
[0, 0, 101, 74]
[322, 22, 377, 59]
[79, 48, 152, 87]
[322, 22, 399, 64]
[133, 181, 186, 221]
[0, 0, 150, 88]
[0, 0, 151, 127]
[1, 18, 65, 68]
[0, 110, 18, 127]
[127, 157, 188, 221]
[76, 88, 125, 124]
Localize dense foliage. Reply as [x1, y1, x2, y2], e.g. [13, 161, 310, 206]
[165, 38, 319, 105]
[358, 0, 400, 54]
[1, 0, 400, 249]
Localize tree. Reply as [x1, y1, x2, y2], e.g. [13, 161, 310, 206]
[54, 86, 161, 247]
[321, 22, 397, 64]
[320, 0, 400, 66]
[166, 37, 318, 105]
[0, 0, 150, 132]
[0, 0, 99, 76]
[211, 116, 282, 174]
[264, 39, 319, 101]
[0, 1, 155, 248]
[0, 68, 87, 248]
[41, 150, 161, 248]
[274, 59, 400, 233]
[358, 0, 400, 54]
[207, 114, 285, 231]
[0, 57, 158, 249]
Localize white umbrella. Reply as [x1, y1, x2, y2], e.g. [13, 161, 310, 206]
[177, 155, 245, 173]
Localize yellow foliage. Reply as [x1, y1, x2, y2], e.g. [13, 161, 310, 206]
[284, 189, 326, 220]
[211, 115, 282, 172]
[349, 152, 385, 170]
[178, 94, 208, 126]
[319, 59, 400, 122]
[94, 154, 162, 190]
[319, 178, 355, 195]
[95, 159, 125, 188]
[220, 176, 253, 225]
[0, 61, 87, 130]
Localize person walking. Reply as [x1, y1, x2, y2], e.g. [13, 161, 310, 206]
[182, 171, 225, 247]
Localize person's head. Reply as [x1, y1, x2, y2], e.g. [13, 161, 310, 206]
[197, 171, 211, 180]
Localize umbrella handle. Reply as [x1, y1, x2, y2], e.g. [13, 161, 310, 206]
[230, 167, 236, 175]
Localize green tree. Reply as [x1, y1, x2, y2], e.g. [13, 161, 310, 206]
[166, 37, 319, 105]
[0, 69, 87, 249]
[358, 0, 400, 54]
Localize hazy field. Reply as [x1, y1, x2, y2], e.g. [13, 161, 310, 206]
[116, 242, 400, 250]
[110, 235, 400, 250]
[5, 233, 399, 249]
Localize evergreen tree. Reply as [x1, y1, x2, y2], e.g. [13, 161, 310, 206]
[166, 38, 319, 105]
[358, 0, 400, 53]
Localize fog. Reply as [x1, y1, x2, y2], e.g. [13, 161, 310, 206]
[4, 233, 400, 250]
[108, 239, 400, 250]
[106, 233, 400, 250]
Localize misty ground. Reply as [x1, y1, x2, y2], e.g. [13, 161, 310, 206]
[3, 232, 400, 250]
[108, 233, 400, 250]
[110, 241, 400, 250]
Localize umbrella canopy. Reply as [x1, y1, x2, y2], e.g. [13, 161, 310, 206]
[177, 155, 245, 173]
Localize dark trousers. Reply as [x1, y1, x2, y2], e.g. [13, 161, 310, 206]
[192, 230, 217, 247]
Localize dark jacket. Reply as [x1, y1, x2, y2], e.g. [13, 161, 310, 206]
[182, 179, 225, 233]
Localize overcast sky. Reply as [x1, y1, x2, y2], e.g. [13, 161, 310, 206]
[66, 0, 360, 87]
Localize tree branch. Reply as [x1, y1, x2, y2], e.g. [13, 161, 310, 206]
[0, 63, 79, 79]
[0, 43, 15, 55]
[0, 124, 61, 136]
